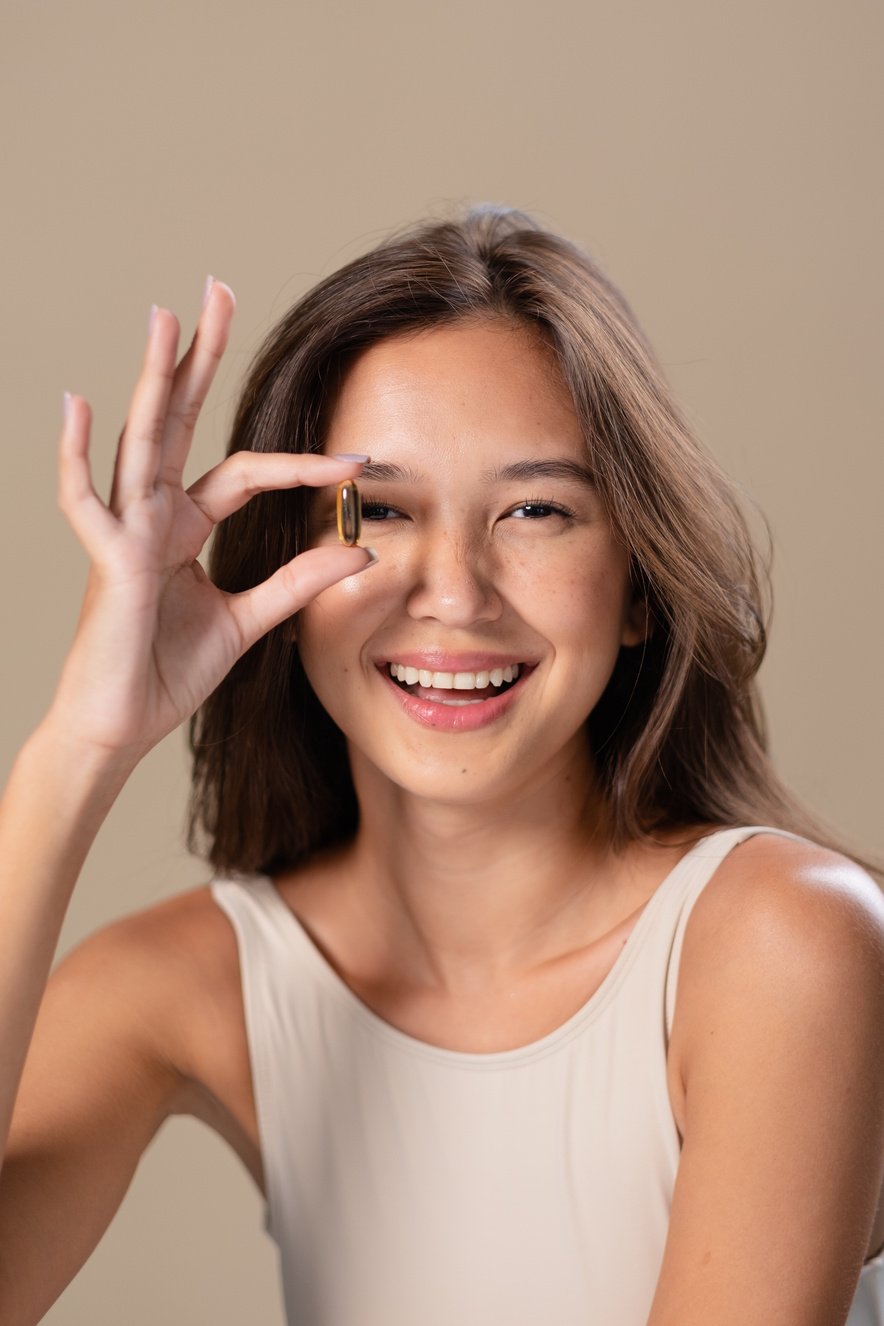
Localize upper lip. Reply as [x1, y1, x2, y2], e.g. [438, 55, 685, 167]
[374, 651, 536, 671]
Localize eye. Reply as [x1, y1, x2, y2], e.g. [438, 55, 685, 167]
[361, 500, 406, 521]
[508, 498, 575, 521]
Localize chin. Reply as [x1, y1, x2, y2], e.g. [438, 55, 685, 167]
[352, 734, 586, 811]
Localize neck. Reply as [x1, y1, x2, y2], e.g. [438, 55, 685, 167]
[340, 741, 624, 997]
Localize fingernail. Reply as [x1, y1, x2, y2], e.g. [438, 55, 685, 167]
[202, 275, 215, 308]
[63, 390, 71, 421]
[360, 547, 379, 566]
[335, 453, 370, 463]
[213, 279, 236, 308]
[148, 304, 158, 335]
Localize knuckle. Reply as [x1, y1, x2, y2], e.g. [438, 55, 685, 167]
[275, 559, 301, 597]
[176, 399, 203, 433]
[169, 384, 207, 436]
[146, 412, 166, 442]
[128, 414, 165, 447]
[201, 342, 224, 367]
[229, 451, 258, 494]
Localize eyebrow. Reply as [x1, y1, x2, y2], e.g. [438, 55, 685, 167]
[488, 459, 596, 487]
[358, 458, 596, 486]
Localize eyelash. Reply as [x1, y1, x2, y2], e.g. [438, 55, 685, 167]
[360, 501, 403, 521]
[359, 497, 577, 522]
[510, 496, 577, 521]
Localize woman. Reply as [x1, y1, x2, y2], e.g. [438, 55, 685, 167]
[0, 206, 881, 1325]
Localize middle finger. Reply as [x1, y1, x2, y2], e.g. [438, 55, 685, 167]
[154, 278, 236, 487]
[108, 307, 180, 514]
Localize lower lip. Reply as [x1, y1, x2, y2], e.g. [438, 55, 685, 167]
[378, 666, 532, 732]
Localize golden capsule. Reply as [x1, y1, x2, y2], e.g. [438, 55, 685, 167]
[336, 479, 362, 546]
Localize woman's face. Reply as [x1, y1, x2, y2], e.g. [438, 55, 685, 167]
[297, 317, 644, 804]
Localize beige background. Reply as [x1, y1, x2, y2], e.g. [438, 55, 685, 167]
[2, 0, 881, 1320]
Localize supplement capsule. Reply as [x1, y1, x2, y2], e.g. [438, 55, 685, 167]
[336, 480, 362, 546]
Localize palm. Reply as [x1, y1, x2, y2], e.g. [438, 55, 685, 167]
[117, 490, 235, 737]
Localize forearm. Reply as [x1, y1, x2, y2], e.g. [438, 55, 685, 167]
[0, 716, 136, 1158]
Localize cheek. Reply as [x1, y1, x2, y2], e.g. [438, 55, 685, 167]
[502, 540, 631, 643]
[295, 539, 422, 662]
[296, 572, 381, 687]
[297, 535, 632, 671]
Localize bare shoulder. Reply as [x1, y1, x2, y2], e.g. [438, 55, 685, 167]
[668, 831, 884, 1140]
[682, 832, 882, 977]
[649, 836, 884, 1318]
[42, 881, 261, 1175]
[0, 887, 253, 1322]
[65, 881, 238, 999]
[44, 882, 240, 1095]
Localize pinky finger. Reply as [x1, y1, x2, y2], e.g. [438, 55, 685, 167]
[57, 394, 119, 555]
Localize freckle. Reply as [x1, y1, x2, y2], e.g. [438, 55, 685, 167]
[702, 1250, 712, 1266]
[461, 768, 467, 774]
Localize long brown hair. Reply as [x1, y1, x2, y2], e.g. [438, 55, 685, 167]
[187, 204, 864, 876]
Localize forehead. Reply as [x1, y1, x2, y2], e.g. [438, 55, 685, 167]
[325, 318, 583, 458]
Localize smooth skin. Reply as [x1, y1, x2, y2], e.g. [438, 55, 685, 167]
[0, 295, 881, 1325]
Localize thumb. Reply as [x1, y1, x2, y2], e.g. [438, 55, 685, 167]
[227, 545, 377, 652]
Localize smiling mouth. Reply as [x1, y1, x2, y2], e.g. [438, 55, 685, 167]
[386, 662, 524, 705]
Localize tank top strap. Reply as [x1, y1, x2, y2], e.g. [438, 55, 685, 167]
[210, 874, 299, 964]
[210, 873, 310, 1240]
[663, 825, 807, 1041]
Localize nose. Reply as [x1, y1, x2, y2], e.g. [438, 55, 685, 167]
[404, 526, 503, 628]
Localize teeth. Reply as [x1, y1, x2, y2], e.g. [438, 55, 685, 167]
[388, 663, 521, 690]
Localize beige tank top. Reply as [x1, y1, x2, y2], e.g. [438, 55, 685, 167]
[211, 825, 883, 1325]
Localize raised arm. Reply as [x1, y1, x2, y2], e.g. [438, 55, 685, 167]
[0, 281, 373, 1321]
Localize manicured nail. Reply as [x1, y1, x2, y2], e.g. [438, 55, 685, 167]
[202, 275, 215, 308]
[335, 453, 370, 463]
[213, 279, 236, 307]
[148, 304, 158, 335]
[63, 390, 71, 421]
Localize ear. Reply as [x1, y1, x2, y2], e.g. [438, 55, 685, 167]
[621, 594, 653, 648]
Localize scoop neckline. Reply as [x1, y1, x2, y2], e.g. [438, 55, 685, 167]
[237, 827, 743, 1070]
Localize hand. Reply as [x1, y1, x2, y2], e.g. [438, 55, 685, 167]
[50, 280, 373, 763]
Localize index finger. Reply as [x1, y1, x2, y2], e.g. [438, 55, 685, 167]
[185, 451, 370, 526]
